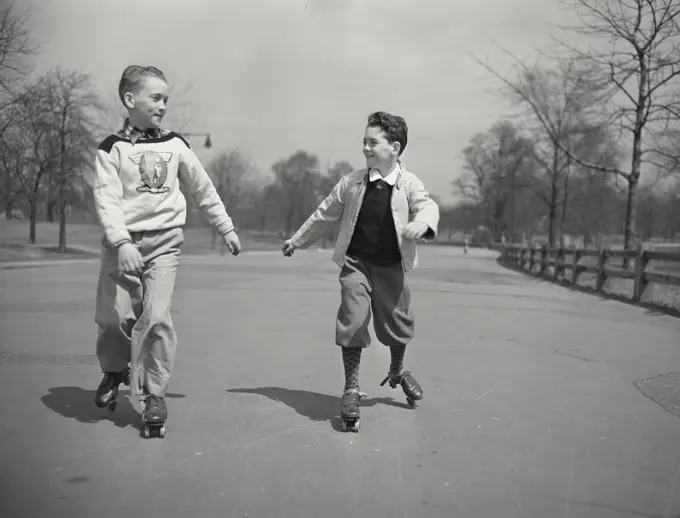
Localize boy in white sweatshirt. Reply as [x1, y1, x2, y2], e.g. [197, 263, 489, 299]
[90, 65, 241, 437]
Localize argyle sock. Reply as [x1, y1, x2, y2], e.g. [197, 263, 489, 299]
[341, 347, 362, 391]
[389, 345, 406, 378]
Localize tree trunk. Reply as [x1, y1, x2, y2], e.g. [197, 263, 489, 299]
[559, 160, 570, 247]
[29, 169, 45, 244]
[548, 203, 556, 248]
[46, 197, 56, 222]
[29, 195, 38, 244]
[623, 174, 639, 268]
[548, 142, 559, 247]
[58, 181, 67, 252]
[623, 55, 647, 267]
[57, 106, 68, 253]
[4, 167, 11, 220]
[509, 171, 516, 242]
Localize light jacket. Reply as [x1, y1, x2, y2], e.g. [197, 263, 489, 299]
[290, 162, 440, 272]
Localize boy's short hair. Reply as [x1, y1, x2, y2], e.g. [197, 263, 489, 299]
[118, 65, 167, 105]
[367, 111, 408, 156]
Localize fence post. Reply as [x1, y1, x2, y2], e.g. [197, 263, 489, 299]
[633, 243, 648, 302]
[529, 244, 535, 273]
[525, 246, 531, 270]
[517, 246, 523, 268]
[539, 246, 547, 276]
[571, 244, 580, 285]
[554, 246, 564, 282]
[596, 247, 607, 292]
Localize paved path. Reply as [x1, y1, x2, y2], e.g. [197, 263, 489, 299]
[1, 247, 679, 518]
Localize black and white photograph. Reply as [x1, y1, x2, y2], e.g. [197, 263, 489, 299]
[2, 0, 680, 517]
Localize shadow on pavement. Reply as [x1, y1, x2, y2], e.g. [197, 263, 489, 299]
[226, 386, 413, 432]
[41, 387, 187, 434]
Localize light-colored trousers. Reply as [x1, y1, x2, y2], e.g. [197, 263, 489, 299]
[94, 227, 183, 400]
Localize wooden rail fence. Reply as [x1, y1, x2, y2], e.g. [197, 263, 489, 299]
[500, 244, 680, 303]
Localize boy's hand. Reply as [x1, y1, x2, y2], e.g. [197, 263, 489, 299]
[282, 239, 297, 257]
[222, 231, 242, 256]
[117, 243, 144, 274]
[403, 221, 430, 240]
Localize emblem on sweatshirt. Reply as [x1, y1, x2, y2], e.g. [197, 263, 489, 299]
[129, 151, 173, 193]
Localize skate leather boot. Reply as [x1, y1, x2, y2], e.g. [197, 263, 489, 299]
[340, 388, 365, 432]
[143, 394, 167, 424]
[94, 367, 130, 410]
[380, 370, 423, 407]
[142, 394, 168, 438]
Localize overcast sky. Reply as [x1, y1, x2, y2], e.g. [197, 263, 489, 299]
[17, 0, 579, 204]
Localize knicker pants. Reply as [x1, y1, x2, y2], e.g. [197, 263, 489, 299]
[335, 254, 414, 349]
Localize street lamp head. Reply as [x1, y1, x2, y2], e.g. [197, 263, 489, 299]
[204, 133, 212, 149]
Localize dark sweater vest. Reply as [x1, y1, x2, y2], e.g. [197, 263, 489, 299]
[346, 179, 402, 267]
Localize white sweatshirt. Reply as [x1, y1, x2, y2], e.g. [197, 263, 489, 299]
[92, 131, 234, 247]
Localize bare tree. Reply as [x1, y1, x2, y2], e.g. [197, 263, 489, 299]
[553, 0, 680, 254]
[560, 124, 622, 245]
[454, 120, 533, 242]
[0, 4, 37, 218]
[205, 148, 255, 249]
[42, 68, 102, 251]
[7, 70, 101, 245]
[13, 77, 58, 242]
[474, 55, 612, 245]
[0, 5, 36, 129]
[0, 119, 27, 219]
[272, 150, 322, 236]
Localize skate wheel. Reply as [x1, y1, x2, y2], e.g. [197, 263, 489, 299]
[341, 418, 359, 433]
[143, 424, 166, 438]
[406, 398, 417, 407]
[108, 401, 117, 412]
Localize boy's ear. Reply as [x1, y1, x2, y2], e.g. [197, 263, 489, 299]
[123, 91, 135, 109]
[391, 141, 401, 156]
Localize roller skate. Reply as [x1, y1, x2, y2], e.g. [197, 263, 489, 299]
[339, 388, 366, 433]
[142, 394, 167, 439]
[380, 370, 423, 407]
[94, 367, 130, 411]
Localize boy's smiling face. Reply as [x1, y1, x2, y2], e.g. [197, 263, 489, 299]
[123, 76, 169, 130]
[363, 125, 400, 169]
